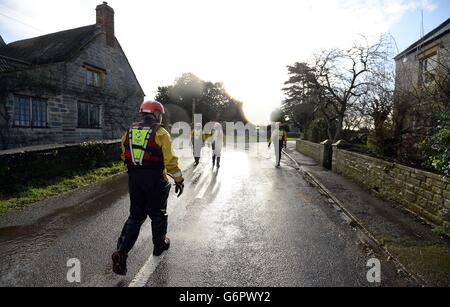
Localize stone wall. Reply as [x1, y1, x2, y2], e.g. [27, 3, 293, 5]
[296, 140, 322, 162]
[296, 139, 332, 169]
[333, 146, 450, 233]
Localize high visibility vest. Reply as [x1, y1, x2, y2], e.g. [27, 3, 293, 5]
[213, 129, 223, 138]
[123, 122, 164, 170]
[278, 130, 285, 138]
[194, 130, 202, 138]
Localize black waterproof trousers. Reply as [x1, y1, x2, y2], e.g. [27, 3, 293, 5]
[117, 169, 171, 254]
[278, 140, 284, 164]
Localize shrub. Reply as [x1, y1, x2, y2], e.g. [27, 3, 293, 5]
[305, 119, 329, 143]
[421, 111, 450, 177]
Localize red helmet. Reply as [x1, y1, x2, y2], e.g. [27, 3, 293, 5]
[139, 101, 165, 115]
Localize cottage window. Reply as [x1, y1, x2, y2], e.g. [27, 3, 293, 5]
[13, 95, 47, 128]
[32, 98, 47, 127]
[85, 66, 105, 88]
[419, 52, 438, 87]
[78, 102, 100, 129]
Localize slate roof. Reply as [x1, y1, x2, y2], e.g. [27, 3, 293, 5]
[0, 55, 29, 73]
[395, 18, 450, 60]
[0, 25, 102, 65]
[0, 24, 144, 95]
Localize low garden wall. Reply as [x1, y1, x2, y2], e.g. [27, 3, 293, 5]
[296, 140, 322, 162]
[296, 139, 332, 169]
[332, 144, 450, 233]
[295, 139, 450, 232]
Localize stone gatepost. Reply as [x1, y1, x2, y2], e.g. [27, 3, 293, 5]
[319, 139, 332, 169]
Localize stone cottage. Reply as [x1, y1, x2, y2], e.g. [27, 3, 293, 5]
[394, 18, 450, 139]
[0, 2, 145, 150]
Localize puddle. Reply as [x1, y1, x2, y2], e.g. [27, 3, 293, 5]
[0, 175, 128, 277]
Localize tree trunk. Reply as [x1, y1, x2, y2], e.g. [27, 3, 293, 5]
[373, 113, 387, 149]
[333, 116, 344, 143]
[327, 126, 333, 142]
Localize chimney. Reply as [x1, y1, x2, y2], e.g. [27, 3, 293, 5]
[96, 2, 115, 47]
[0, 35, 5, 47]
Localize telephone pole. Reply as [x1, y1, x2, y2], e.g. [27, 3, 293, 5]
[421, 9, 425, 38]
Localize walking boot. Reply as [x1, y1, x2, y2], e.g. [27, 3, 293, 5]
[112, 251, 128, 276]
[153, 237, 171, 256]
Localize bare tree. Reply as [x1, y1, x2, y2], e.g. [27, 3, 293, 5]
[358, 36, 397, 152]
[311, 37, 387, 142]
[281, 37, 390, 143]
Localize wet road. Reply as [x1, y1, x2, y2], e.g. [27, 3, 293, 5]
[0, 144, 413, 287]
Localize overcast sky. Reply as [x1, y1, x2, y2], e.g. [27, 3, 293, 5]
[0, 0, 448, 123]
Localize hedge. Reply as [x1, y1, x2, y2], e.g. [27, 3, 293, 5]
[0, 140, 122, 195]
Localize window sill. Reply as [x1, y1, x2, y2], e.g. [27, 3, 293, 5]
[86, 85, 104, 90]
[77, 127, 102, 131]
[13, 126, 50, 129]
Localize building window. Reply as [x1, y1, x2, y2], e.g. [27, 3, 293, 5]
[32, 99, 47, 127]
[13, 95, 47, 128]
[78, 102, 100, 129]
[419, 52, 438, 87]
[84, 65, 105, 88]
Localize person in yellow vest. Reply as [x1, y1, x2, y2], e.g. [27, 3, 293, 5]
[268, 123, 288, 167]
[210, 122, 223, 168]
[112, 101, 184, 276]
[191, 122, 204, 166]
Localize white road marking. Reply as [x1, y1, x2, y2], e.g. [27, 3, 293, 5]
[128, 203, 177, 288]
[128, 254, 165, 287]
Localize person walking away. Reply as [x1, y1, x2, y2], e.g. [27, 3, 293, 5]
[268, 123, 288, 167]
[191, 122, 204, 166]
[112, 101, 185, 276]
[211, 122, 223, 168]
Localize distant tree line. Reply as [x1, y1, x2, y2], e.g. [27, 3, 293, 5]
[155, 73, 246, 126]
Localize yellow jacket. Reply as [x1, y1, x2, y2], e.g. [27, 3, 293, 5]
[204, 129, 223, 142]
[271, 129, 288, 143]
[191, 129, 205, 142]
[121, 127, 184, 184]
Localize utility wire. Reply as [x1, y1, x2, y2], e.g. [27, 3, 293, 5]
[0, 10, 44, 34]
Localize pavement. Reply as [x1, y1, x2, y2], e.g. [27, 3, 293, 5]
[0, 143, 417, 287]
[284, 142, 450, 287]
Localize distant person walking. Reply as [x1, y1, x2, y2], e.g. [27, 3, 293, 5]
[191, 122, 204, 166]
[210, 122, 223, 169]
[268, 124, 288, 167]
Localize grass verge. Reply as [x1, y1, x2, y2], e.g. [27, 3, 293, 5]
[0, 162, 126, 216]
